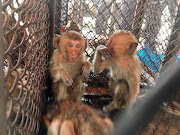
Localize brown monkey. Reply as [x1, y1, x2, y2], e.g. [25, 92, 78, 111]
[50, 31, 91, 102]
[66, 21, 80, 32]
[44, 99, 113, 135]
[93, 30, 141, 112]
[61, 21, 79, 34]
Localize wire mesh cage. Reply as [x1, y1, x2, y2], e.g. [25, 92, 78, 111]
[0, 0, 180, 135]
[1, 0, 50, 134]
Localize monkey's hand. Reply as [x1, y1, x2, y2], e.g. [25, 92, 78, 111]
[55, 69, 75, 89]
[96, 45, 112, 60]
[82, 61, 91, 83]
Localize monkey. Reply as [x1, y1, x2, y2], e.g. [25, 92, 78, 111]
[60, 21, 79, 34]
[66, 21, 80, 32]
[93, 30, 141, 113]
[60, 21, 80, 35]
[44, 99, 113, 135]
[49, 31, 91, 102]
[4, 67, 32, 124]
[5, 67, 30, 100]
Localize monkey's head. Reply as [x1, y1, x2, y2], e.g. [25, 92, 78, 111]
[53, 31, 87, 62]
[106, 30, 138, 57]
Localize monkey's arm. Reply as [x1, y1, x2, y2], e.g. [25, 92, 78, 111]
[82, 61, 91, 82]
[127, 77, 140, 110]
[93, 45, 111, 73]
[49, 50, 74, 88]
[51, 68, 75, 88]
[125, 62, 141, 110]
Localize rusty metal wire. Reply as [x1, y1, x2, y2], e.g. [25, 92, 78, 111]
[55, 0, 180, 135]
[2, 0, 179, 134]
[2, 0, 50, 134]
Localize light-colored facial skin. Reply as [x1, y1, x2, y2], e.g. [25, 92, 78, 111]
[66, 40, 82, 62]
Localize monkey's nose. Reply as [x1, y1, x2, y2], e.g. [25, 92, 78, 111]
[71, 52, 76, 57]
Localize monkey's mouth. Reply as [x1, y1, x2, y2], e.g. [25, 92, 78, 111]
[70, 58, 78, 62]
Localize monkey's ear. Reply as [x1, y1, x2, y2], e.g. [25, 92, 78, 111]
[43, 115, 52, 127]
[128, 42, 138, 55]
[53, 34, 61, 49]
[84, 38, 88, 50]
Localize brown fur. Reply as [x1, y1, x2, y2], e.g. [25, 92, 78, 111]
[50, 31, 91, 102]
[44, 99, 113, 135]
[93, 30, 141, 112]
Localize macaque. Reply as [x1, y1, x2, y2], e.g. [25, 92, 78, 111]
[50, 31, 91, 102]
[5, 68, 29, 99]
[44, 99, 113, 135]
[60, 21, 79, 34]
[93, 30, 141, 112]
[5, 68, 31, 124]
[66, 21, 80, 32]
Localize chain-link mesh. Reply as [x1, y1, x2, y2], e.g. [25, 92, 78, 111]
[2, 0, 50, 134]
[55, 0, 180, 134]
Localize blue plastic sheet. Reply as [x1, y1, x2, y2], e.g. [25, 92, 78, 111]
[137, 46, 163, 73]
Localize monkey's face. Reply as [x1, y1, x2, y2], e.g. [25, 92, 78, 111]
[53, 32, 87, 62]
[65, 40, 82, 62]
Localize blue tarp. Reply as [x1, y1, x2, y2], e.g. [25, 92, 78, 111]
[137, 46, 163, 73]
[137, 46, 180, 72]
[176, 50, 180, 65]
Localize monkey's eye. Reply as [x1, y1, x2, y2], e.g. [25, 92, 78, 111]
[67, 43, 73, 47]
[76, 44, 81, 48]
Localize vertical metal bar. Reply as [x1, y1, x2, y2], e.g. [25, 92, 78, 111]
[48, 0, 56, 59]
[45, 0, 56, 109]
[0, 1, 7, 135]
